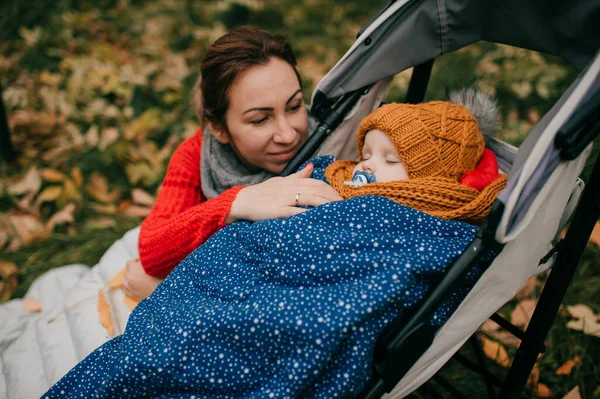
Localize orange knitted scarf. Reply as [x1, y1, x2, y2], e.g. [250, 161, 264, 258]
[325, 160, 507, 225]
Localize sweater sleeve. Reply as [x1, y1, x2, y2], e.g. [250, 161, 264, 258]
[138, 132, 244, 277]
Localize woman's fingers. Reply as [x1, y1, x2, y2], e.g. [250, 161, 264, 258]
[287, 162, 313, 179]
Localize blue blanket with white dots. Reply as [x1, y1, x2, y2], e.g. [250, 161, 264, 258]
[45, 196, 482, 399]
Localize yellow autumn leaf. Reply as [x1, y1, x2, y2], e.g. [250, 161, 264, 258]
[0, 260, 19, 303]
[35, 186, 63, 205]
[24, 297, 42, 313]
[86, 173, 121, 203]
[71, 168, 83, 187]
[131, 188, 155, 207]
[480, 336, 511, 367]
[97, 289, 115, 337]
[555, 355, 581, 376]
[563, 386, 582, 399]
[123, 295, 139, 311]
[589, 221, 600, 247]
[40, 168, 67, 183]
[7, 168, 42, 196]
[45, 203, 76, 232]
[566, 304, 600, 337]
[511, 299, 537, 328]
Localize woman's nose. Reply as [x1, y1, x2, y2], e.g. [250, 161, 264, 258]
[272, 116, 297, 144]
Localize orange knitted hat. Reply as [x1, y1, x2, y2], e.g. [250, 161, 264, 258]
[356, 101, 485, 181]
[325, 96, 507, 225]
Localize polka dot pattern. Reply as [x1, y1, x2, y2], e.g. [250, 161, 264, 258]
[45, 166, 489, 398]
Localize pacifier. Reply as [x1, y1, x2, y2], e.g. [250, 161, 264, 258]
[344, 170, 376, 188]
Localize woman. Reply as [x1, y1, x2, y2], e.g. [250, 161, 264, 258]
[122, 26, 342, 300]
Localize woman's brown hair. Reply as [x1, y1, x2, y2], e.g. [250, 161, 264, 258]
[193, 25, 301, 129]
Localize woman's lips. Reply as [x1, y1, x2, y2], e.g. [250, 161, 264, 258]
[269, 146, 298, 161]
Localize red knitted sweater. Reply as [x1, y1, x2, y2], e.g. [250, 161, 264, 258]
[138, 130, 244, 277]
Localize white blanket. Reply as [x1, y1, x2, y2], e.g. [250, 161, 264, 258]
[0, 227, 140, 399]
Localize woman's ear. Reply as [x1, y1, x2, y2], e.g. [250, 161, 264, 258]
[207, 121, 230, 145]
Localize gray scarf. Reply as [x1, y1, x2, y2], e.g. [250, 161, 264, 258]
[200, 126, 275, 199]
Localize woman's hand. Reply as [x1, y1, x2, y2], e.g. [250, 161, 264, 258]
[122, 259, 164, 301]
[226, 163, 343, 223]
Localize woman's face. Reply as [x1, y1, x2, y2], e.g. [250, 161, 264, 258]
[353, 129, 409, 182]
[209, 57, 308, 174]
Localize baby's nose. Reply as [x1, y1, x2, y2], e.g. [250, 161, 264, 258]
[362, 160, 375, 172]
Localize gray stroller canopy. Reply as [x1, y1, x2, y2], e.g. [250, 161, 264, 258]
[318, 0, 600, 97]
[309, 0, 600, 241]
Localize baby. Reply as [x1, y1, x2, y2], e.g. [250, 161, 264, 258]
[319, 89, 508, 225]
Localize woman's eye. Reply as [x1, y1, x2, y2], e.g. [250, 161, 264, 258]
[288, 104, 302, 113]
[251, 117, 268, 126]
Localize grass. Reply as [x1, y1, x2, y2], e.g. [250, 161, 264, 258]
[1, 0, 599, 398]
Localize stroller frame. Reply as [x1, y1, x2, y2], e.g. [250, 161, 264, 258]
[282, 53, 600, 397]
[356, 63, 600, 399]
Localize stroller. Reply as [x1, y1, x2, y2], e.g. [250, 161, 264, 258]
[281, 0, 600, 397]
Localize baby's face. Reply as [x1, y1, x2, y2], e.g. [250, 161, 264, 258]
[353, 129, 409, 182]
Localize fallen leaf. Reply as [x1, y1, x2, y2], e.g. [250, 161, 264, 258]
[534, 383, 553, 398]
[35, 186, 63, 205]
[86, 173, 121, 203]
[97, 289, 115, 337]
[122, 205, 151, 218]
[511, 299, 537, 328]
[7, 168, 42, 196]
[479, 320, 521, 347]
[480, 336, 511, 367]
[71, 168, 83, 187]
[589, 221, 600, 247]
[5, 214, 46, 246]
[24, 297, 42, 313]
[566, 304, 600, 337]
[515, 276, 541, 300]
[91, 203, 118, 214]
[0, 260, 20, 302]
[123, 295, 138, 310]
[556, 356, 582, 376]
[84, 218, 116, 229]
[40, 168, 67, 183]
[99, 127, 119, 151]
[107, 269, 126, 289]
[45, 203, 76, 231]
[563, 386, 581, 399]
[131, 188, 155, 206]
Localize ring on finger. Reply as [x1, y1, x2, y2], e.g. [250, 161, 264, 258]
[295, 193, 300, 207]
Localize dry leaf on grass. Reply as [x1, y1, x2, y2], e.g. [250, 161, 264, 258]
[97, 268, 140, 336]
[86, 173, 121, 203]
[514, 276, 541, 300]
[588, 221, 600, 246]
[566, 304, 600, 337]
[7, 167, 42, 196]
[97, 289, 114, 337]
[526, 365, 553, 398]
[0, 260, 20, 302]
[131, 188, 155, 207]
[511, 299, 537, 328]
[555, 355, 582, 376]
[45, 203, 76, 232]
[24, 297, 42, 313]
[563, 386, 581, 399]
[479, 319, 521, 347]
[480, 336, 511, 367]
[40, 168, 67, 182]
